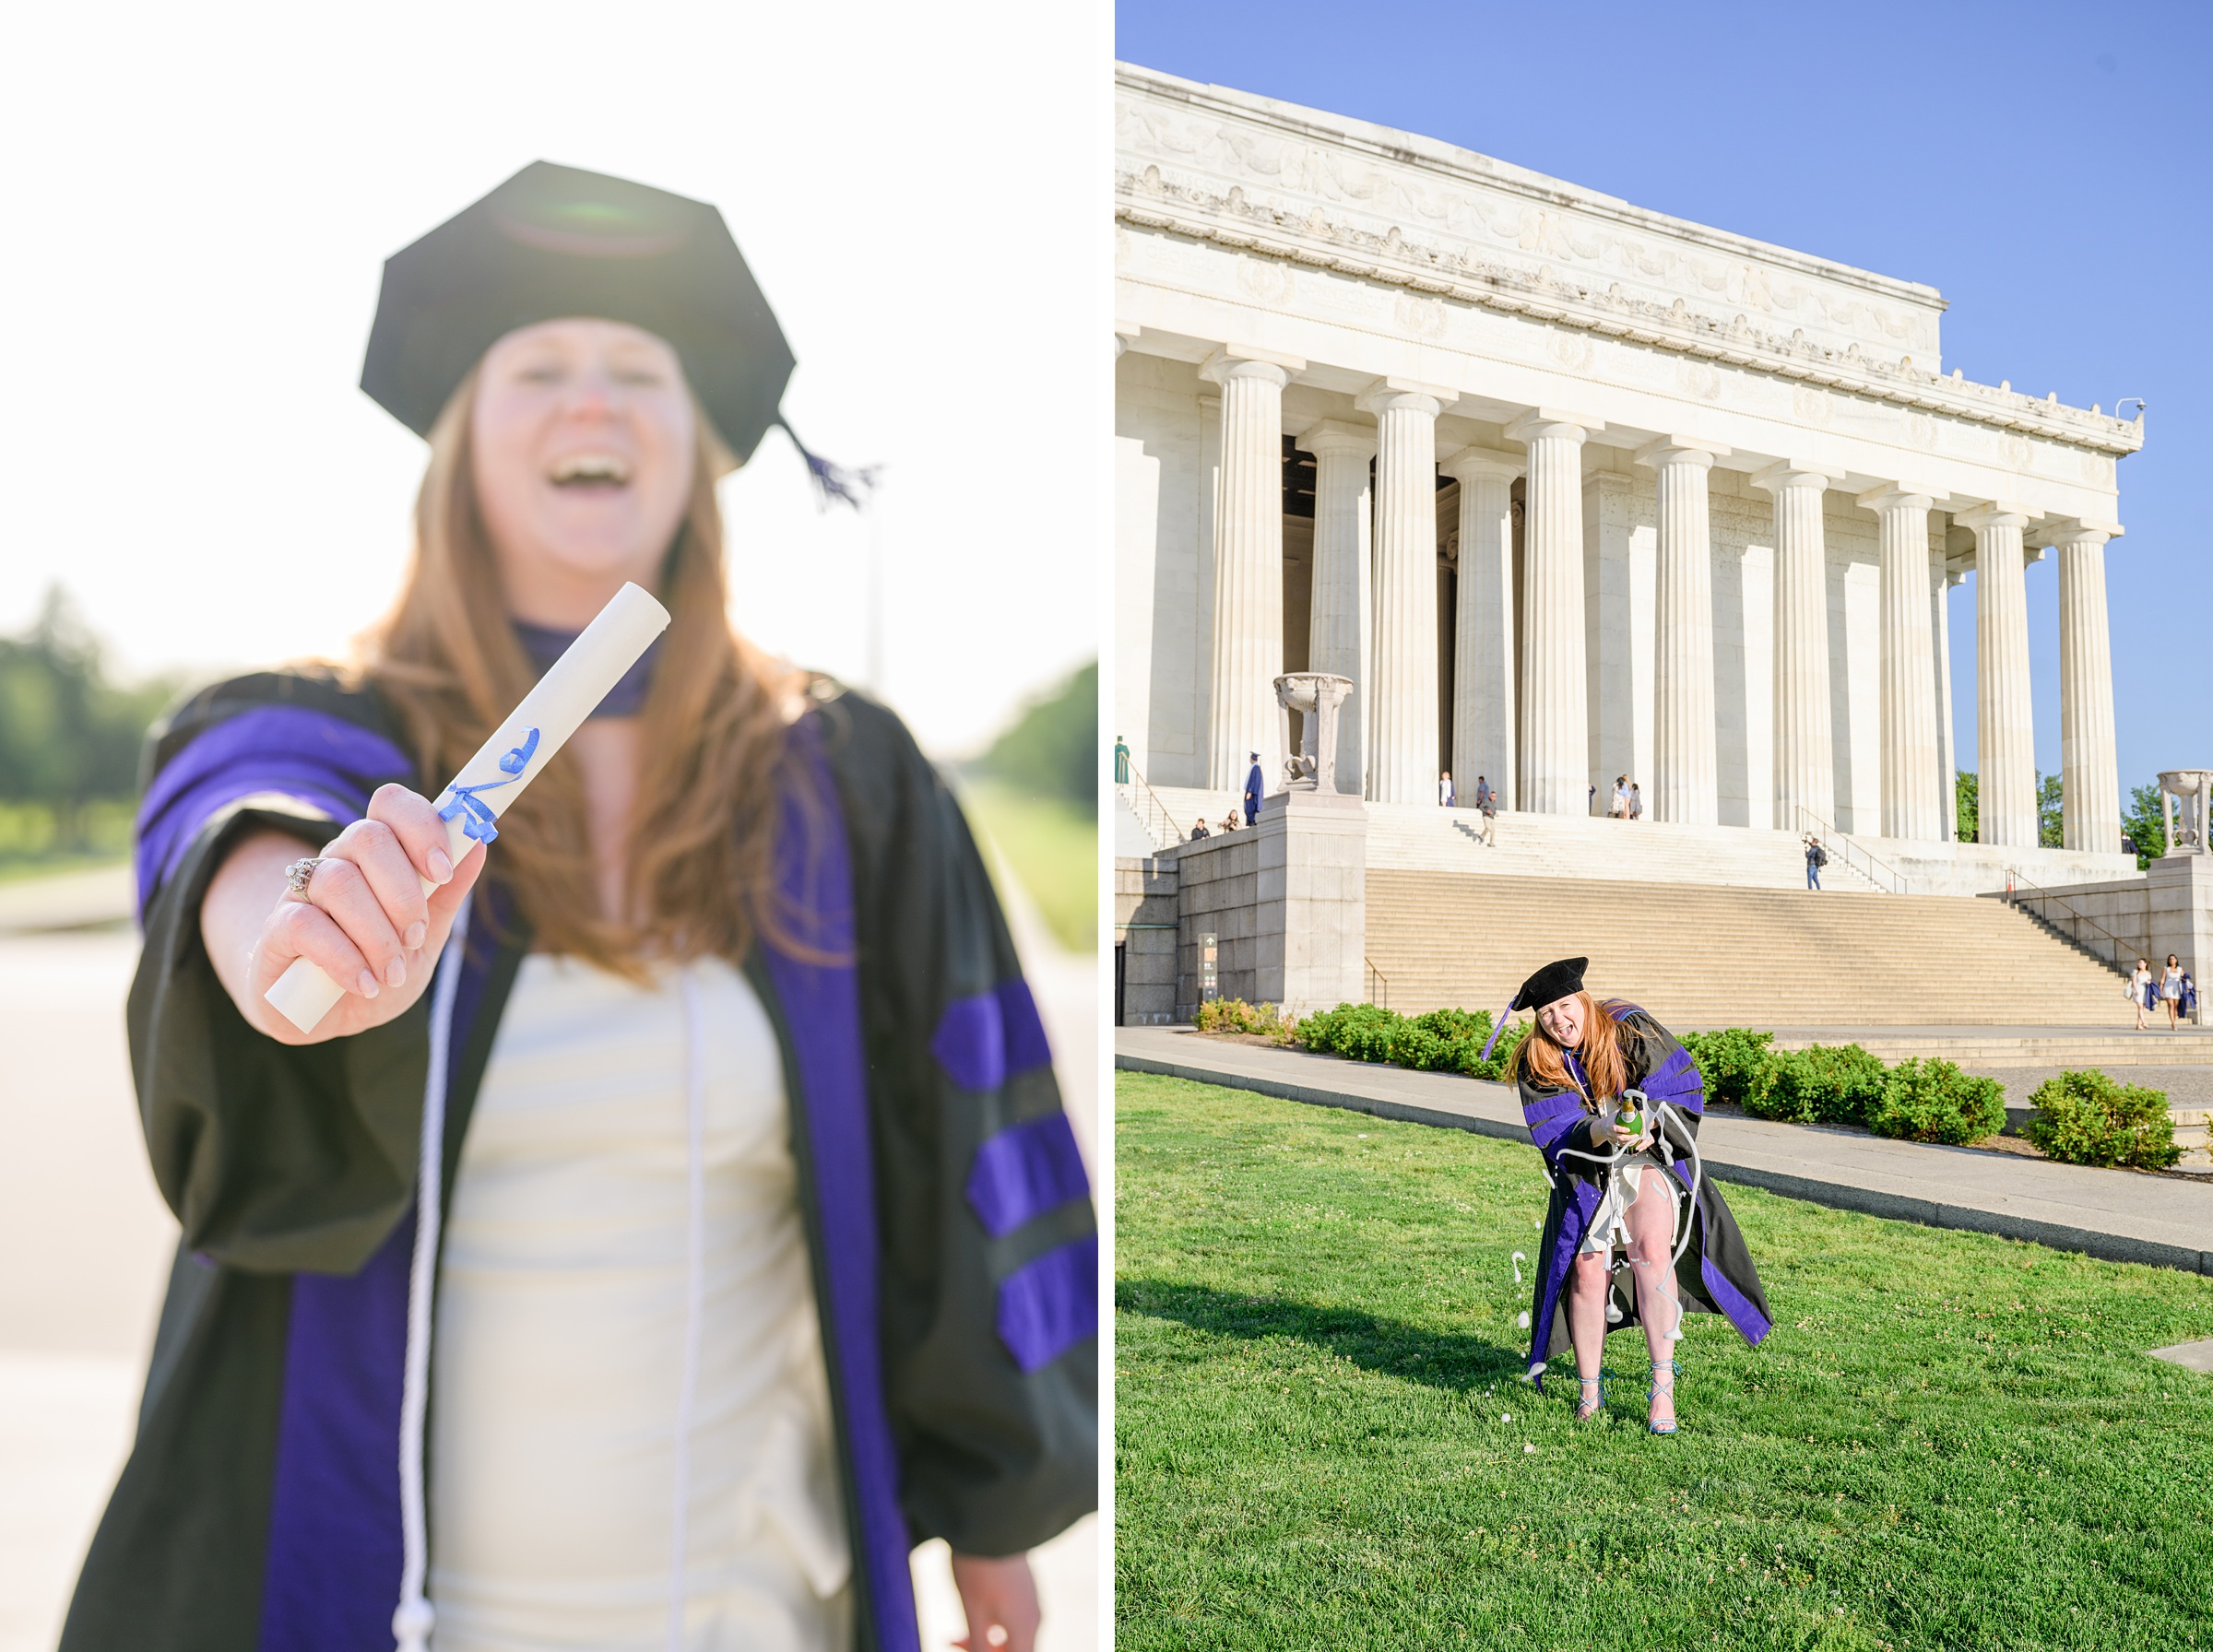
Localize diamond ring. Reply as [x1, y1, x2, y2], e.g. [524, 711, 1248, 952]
[282, 857, 325, 896]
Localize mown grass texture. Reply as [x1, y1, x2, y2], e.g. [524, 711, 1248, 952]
[1116, 1071, 2213, 1652]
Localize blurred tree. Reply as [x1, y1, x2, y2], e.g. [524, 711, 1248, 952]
[0, 588, 176, 846]
[2036, 771, 2064, 849]
[2121, 783, 2167, 871]
[1954, 769, 1978, 845]
[974, 659, 1096, 806]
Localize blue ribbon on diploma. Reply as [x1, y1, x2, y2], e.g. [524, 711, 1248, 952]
[436, 726, 541, 845]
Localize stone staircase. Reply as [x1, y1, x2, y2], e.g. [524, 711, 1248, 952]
[1140, 789, 1888, 894]
[1364, 870, 2133, 1027]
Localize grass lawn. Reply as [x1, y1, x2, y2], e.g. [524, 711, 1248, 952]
[955, 776, 1095, 953]
[1116, 1071, 2213, 1652]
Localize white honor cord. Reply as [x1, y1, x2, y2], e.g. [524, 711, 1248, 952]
[666, 968, 708, 1652]
[393, 903, 470, 1652]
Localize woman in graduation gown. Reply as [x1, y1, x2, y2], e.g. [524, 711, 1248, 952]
[62, 163, 1095, 1652]
[1499, 957, 1770, 1433]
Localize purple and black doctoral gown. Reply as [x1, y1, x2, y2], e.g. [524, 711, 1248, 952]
[61, 668, 1097, 1652]
[1519, 1005, 1772, 1375]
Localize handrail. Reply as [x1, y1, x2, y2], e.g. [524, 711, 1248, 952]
[1117, 758, 1188, 852]
[1365, 956, 1389, 1009]
[1999, 867, 2136, 976]
[1782, 802, 1907, 894]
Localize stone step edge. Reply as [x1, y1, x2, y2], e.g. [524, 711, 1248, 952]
[1116, 1052, 2213, 1279]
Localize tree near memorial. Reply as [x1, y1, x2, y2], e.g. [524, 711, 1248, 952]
[0, 588, 177, 854]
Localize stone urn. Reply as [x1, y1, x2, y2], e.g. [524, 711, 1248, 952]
[2158, 770, 2213, 855]
[1273, 673, 1355, 794]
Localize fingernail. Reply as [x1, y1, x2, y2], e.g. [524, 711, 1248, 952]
[357, 970, 381, 998]
[428, 848, 454, 883]
[385, 957, 408, 988]
[404, 921, 427, 950]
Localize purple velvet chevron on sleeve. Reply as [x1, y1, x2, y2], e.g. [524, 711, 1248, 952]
[134, 704, 414, 921]
[1642, 1044, 1706, 1115]
[995, 1233, 1096, 1374]
[929, 977, 1054, 1093]
[1522, 1091, 1588, 1163]
[965, 1113, 1090, 1238]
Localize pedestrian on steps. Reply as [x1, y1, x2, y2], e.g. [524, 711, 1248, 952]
[1474, 776, 1497, 846]
[1439, 769, 1455, 808]
[2130, 957, 2154, 1030]
[1804, 835, 1827, 890]
[1243, 751, 1264, 826]
[1611, 776, 1629, 819]
[2162, 953, 2186, 1031]
[1629, 782, 1644, 821]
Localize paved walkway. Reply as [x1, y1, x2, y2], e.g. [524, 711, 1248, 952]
[1117, 1027, 2213, 1277]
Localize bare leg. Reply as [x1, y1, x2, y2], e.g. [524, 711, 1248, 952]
[1566, 1250, 1611, 1415]
[1622, 1172, 1683, 1428]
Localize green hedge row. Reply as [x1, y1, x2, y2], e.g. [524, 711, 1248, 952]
[1675, 1029, 2007, 1145]
[1293, 1002, 1529, 1082]
[1260, 1004, 2179, 1167]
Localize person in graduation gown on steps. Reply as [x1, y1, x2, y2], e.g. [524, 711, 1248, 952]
[63, 162, 1095, 1652]
[1490, 956, 1771, 1434]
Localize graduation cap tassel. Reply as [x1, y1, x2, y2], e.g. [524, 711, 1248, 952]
[1476, 1000, 1517, 1066]
[777, 415, 881, 512]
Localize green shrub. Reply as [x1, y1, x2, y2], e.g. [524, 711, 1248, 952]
[2020, 1069, 2181, 1169]
[1195, 997, 1294, 1040]
[1870, 1057, 2006, 1145]
[1463, 1019, 1528, 1083]
[1746, 1043, 1888, 1127]
[1677, 1028, 1775, 1108]
[1295, 1003, 1402, 1064]
[1294, 1002, 1527, 1081]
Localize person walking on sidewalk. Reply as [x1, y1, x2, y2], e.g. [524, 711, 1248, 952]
[1485, 956, 1771, 1434]
[1805, 835, 1827, 890]
[2130, 957, 2154, 1030]
[2162, 953, 2187, 1030]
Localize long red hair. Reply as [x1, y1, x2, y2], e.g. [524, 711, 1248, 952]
[358, 367, 812, 977]
[1513, 992, 1629, 1104]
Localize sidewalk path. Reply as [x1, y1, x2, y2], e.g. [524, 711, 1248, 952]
[1117, 1027, 2213, 1277]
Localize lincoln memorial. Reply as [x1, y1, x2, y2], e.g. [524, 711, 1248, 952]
[1113, 63, 2143, 893]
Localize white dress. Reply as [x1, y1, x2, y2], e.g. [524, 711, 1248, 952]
[427, 953, 850, 1652]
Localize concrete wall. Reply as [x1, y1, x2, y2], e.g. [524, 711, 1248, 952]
[1171, 829, 1262, 1017]
[1114, 856, 1178, 1025]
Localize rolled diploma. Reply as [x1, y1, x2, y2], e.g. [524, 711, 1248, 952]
[263, 581, 672, 1034]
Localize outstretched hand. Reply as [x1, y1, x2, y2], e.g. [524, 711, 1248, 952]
[949, 1551, 1040, 1652]
[203, 785, 487, 1045]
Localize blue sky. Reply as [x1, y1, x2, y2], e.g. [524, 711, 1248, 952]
[1116, 0, 2208, 807]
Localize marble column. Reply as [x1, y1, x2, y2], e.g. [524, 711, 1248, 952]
[2054, 524, 2122, 854]
[1358, 383, 1447, 804]
[1638, 440, 1724, 824]
[1505, 410, 1600, 814]
[1958, 503, 2037, 848]
[1932, 550, 1958, 841]
[1754, 465, 1837, 833]
[1860, 486, 1942, 842]
[1299, 419, 1378, 794]
[1201, 350, 1296, 791]
[1442, 447, 1521, 811]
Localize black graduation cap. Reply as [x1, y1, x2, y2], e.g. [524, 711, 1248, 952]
[1510, 956, 1589, 1013]
[361, 161, 870, 503]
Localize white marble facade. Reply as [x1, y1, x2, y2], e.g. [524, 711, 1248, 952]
[1114, 64, 2142, 864]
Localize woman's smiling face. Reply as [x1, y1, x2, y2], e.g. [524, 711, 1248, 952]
[470, 317, 697, 624]
[1536, 991, 1586, 1049]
